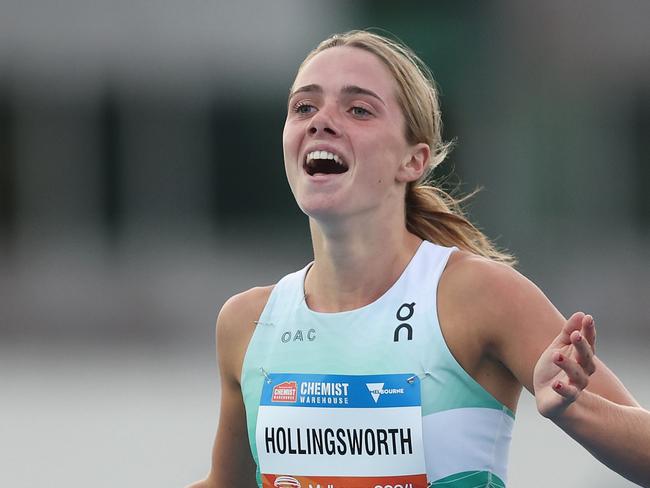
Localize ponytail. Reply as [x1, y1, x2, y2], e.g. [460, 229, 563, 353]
[406, 184, 517, 267]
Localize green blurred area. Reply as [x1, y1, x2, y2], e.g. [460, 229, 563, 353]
[1, 1, 648, 250]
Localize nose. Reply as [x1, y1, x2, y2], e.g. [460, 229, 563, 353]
[307, 105, 340, 137]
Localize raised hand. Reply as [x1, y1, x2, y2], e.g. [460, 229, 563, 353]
[533, 312, 597, 419]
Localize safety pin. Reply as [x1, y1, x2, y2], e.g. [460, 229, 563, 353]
[260, 367, 272, 384]
[253, 321, 274, 327]
[406, 369, 436, 384]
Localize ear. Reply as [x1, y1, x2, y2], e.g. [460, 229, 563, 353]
[396, 143, 429, 183]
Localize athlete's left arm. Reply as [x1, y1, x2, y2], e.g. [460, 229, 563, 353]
[532, 311, 650, 487]
[471, 259, 650, 487]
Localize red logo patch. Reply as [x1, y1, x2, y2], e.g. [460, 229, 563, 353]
[273, 475, 301, 488]
[272, 381, 297, 403]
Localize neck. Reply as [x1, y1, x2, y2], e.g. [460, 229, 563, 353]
[305, 212, 423, 312]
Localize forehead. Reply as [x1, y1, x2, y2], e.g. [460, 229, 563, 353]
[293, 46, 398, 100]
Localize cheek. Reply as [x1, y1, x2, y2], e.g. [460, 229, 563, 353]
[282, 132, 302, 197]
[282, 126, 294, 166]
[282, 122, 303, 162]
[281, 122, 291, 154]
[358, 137, 404, 182]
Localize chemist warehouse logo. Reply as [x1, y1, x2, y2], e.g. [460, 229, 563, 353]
[273, 475, 301, 488]
[366, 382, 405, 403]
[272, 381, 297, 403]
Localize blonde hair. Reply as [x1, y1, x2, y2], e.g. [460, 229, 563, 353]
[298, 30, 515, 266]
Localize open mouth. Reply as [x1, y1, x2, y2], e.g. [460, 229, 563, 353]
[304, 150, 349, 176]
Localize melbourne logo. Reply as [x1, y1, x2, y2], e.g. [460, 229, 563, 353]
[272, 381, 297, 403]
[366, 382, 384, 403]
[366, 382, 405, 403]
[274, 475, 301, 488]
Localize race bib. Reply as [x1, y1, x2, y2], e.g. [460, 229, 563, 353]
[256, 373, 428, 488]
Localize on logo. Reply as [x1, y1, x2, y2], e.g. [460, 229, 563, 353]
[393, 302, 415, 342]
[274, 476, 301, 488]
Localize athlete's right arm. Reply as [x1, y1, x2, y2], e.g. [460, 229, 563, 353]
[186, 287, 273, 488]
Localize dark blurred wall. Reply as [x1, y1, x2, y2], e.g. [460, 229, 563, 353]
[0, 1, 648, 344]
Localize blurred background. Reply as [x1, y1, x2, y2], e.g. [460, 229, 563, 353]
[1, 1, 648, 486]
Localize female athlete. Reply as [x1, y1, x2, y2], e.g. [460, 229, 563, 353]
[188, 30, 650, 488]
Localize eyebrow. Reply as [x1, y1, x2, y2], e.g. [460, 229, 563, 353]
[288, 84, 386, 106]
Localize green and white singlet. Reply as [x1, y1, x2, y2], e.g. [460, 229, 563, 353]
[241, 241, 514, 488]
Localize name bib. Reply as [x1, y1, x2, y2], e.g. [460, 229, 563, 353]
[256, 373, 428, 488]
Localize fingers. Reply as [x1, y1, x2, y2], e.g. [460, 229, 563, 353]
[571, 327, 597, 376]
[553, 351, 590, 390]
[581, 314, 597, 350]
[552, 379, 580, 403]
[558, 312, 585, 345]
[558, 312, 596, 348]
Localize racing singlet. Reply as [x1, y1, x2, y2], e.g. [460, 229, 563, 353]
[241, 241, 514, 488]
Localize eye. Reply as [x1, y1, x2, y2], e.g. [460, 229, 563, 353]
[292, 101, 317, 115]
[350, 106, 372, 118]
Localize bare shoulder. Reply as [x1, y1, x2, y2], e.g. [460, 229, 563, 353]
[440, 250, 553, 334]
[217, 285, 275, 337]
[439, 251, 641, 408]
[217, 285, 275, 385]
[439, 250, 565, 392]
[443, 250, 533, 294]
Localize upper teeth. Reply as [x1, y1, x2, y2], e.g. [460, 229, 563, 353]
[306, 151, 343, 165]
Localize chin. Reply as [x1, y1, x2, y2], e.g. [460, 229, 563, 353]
[298, 203, 340, 220]
[297, 197, 348, 221]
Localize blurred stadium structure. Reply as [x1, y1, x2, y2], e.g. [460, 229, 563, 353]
[0, 1, 648, 487]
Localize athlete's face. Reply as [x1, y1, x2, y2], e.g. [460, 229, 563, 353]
[282, 46, 428, 222]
